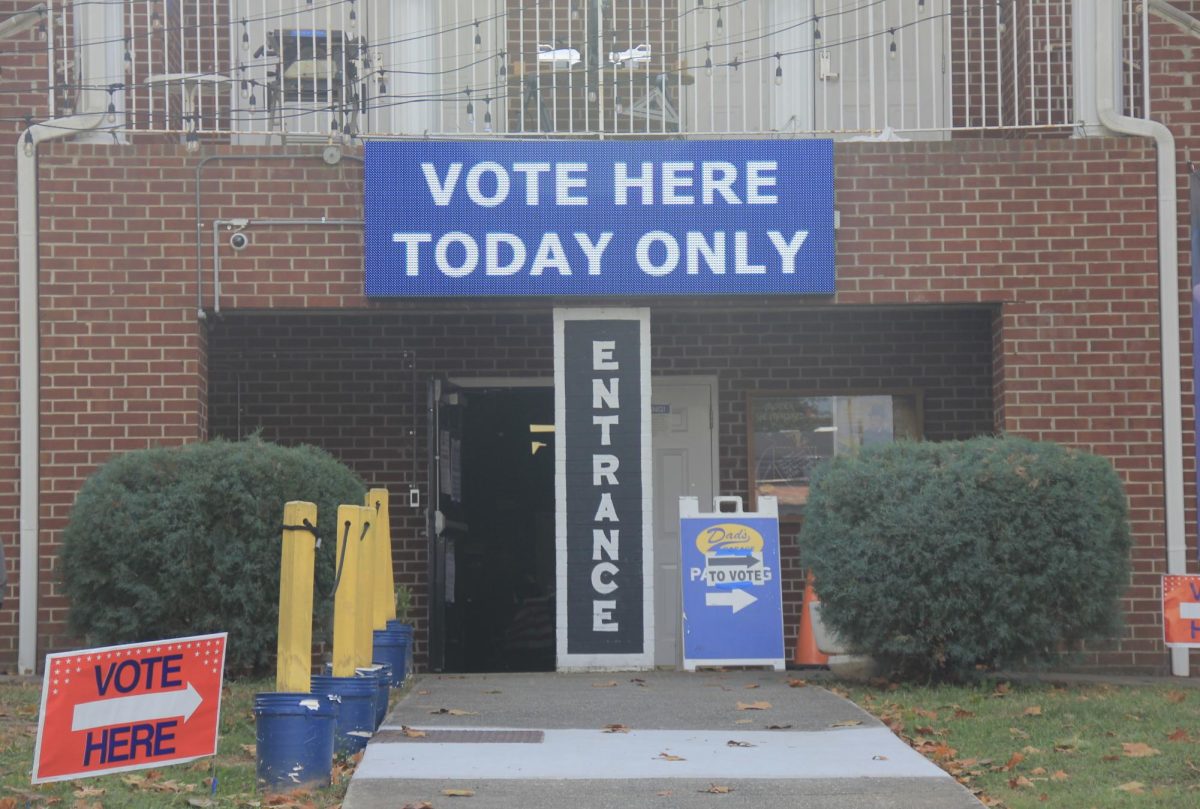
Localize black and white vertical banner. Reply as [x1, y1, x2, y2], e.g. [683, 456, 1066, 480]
[554, 308, 653, 669]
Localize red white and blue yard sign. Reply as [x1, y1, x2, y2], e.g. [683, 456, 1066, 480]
[1164, 576, 1200, 649]
[32, 633, 227, 783]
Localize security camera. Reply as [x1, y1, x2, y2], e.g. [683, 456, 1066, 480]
[229, 232, 250, 251]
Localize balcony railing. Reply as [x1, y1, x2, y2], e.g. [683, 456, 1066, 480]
[32, 1, 1150, 142]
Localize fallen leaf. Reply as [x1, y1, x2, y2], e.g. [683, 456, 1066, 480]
[1030, 767, 1047, 776]
[700, 784, 733, 794]
[1009, 776, 1035, 789]
[737, 701, 771, 711]
[914, 708, 938, 720]
[765, 723, 793, 730]
[0, 800, 15, 809]
[830, 719, 863, 728]
[1122, 742, 1161, 758]
[1023, 706, 1043, 717]
[655, 790, 672, 797]
[630, 678, 647, 686]
[1022, 746, 1042, 755]
[872, 755, 889, 761]
[72, 788, 105, 798]
[1116, 781, 1146, 794]
[186, 800, 216, 808]
[1168, 728, 1191, 742]
[402, 803, 434, 809]
[726, 740, 755, 747]
[657, 752, 686, 762]
[1001, 752, 1025, 771]
[953, 708, 976, 719]
[1101, 755, 1120, 762]
[417, 689, 430, 695]
[430, 708, 479, 716]
[787, 678, 807, 688]
[734, 719, 753, 724]
[441, 787, 476, 797]
[592, 681, 618, 688]
[993, 682, 1011, 697]
[1009, 727, 1030, 739]
[602, 723, 630, 733]
[1166, 690, 1188, 703]
[483, 689, 502, 694]
[1053, 741, 1077, 752]
[402, 726, 427, 738]
[743, 683, 759, 689]
[1051, 770, 1069, 782]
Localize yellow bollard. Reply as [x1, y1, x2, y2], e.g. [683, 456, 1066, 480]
[277, 501, 318, 693]
[366, 488, 397, 627]
[331, 504, 365, 677]
[354, 505, 376, 668]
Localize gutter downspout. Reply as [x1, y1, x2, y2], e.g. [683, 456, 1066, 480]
[1148, 0, 1200, 38]
[1095, 0, 1187, 677]
[16, 0, 116, 675]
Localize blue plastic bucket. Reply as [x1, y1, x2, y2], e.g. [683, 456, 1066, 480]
[310, 675, 377, 755]
[358, 664, 391, 729]
[253, 692, 334, 790]
[385, 622, 414, 673]
[372, 630, 409, 685]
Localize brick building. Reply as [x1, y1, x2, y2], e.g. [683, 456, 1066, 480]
[1, 1, 1198, 675]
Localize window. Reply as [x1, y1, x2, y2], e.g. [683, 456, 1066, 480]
[749, 392, 922, 520]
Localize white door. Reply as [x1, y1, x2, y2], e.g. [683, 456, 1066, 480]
[652, 379, 717, 668]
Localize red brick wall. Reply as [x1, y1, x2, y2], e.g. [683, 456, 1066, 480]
[204, 306, 996, 667]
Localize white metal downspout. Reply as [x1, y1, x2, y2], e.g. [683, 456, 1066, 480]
[1095, 0, 1188, 677]
[16, 0, 116, 674]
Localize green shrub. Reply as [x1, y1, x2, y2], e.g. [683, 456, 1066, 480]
[62, 438, 366, 674]
[799, 436, 1130, 681]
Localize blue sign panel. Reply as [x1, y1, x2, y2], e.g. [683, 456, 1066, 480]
[364, 140, 834, 296]
[680, 497, 785, 670]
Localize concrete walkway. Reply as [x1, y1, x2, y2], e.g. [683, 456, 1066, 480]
[343, 671, 984, 809]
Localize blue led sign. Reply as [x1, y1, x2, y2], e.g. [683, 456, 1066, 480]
[364, 140, 834, 297]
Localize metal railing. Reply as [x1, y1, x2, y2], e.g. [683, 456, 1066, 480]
[31, 1, 1152, 141]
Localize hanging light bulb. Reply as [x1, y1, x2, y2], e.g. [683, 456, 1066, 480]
[465, 87, 475, 125]
[716, 10, 724, 31]
[889, 29, 897, 60]
[704, 44, 713, 76]
[473, 21, 482, 51]
[588, 87, 597, 103]
[241, 20, 249, 52]
[571, 0, 579, 21]
[241, 79, 249, 99]
[918, 0, 926, 10]
[499, 50, 507, 79]
[348, 0, 357, 31]
[37, 20, 46, 40]
[483, 98, 493, 132]
[185, 131, 199, 153]
[774, 53, 783, 86]
[124, 40, 133, 75]
[378, 78, 387, 95]
[813, 16, 822, 43]
[23, 129, 34, 158]
[249, 89, 257, 106]
[150, 3, 163, 31]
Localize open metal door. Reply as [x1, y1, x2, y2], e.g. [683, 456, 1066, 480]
[427, 378, 467, 672]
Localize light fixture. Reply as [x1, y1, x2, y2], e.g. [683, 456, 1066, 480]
[241, 20, 249, 52]
[473, 20, 482, 51]
[888, 28, 897, 60]
[704, 43, 712, 76]
[23, 128, 34, 158]
[774, 53, 783, 86]
[813, 15, 821, 43]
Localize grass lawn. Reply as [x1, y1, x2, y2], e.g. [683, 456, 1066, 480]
[2, 674, 1197, 808]
[840, 678, 1200, 808]
[0, 676, 353, 809]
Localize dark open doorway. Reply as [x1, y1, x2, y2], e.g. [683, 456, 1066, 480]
[442, 387, 556, 672]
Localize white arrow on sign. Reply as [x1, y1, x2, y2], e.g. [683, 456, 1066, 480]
[706, 588, 757, 614]
[71, 683, 203, 732]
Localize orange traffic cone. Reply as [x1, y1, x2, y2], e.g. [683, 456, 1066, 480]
[793, 569, 829, 667]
